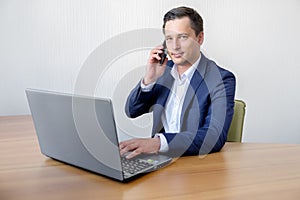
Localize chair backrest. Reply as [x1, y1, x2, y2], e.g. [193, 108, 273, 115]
[227, 100, 246, 142]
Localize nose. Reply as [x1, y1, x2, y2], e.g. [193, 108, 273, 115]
[171, 38, 181, 50]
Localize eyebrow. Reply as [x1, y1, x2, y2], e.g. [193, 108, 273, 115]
[165, 33, 189, 38]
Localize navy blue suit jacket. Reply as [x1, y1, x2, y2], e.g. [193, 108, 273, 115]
[125, 53, 236, 157]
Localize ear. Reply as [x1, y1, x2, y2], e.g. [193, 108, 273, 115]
[197, 32, 204, 45]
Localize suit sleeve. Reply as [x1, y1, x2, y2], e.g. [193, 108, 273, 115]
[125, 82, 157, 118]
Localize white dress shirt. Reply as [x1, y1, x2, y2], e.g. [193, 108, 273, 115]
[141, 55, 201, 152]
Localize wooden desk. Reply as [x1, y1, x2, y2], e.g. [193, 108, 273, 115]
[1, 115, 300, 200]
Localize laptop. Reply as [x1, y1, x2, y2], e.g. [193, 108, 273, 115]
[25, 88, 172, 182]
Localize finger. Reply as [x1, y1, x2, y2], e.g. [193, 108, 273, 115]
[120, 146, 132, 156]
[120, 148, 127, 156]
[119, 142, 124, 150]
[119, 141, 130, 150]
[119, 139, 135, 149]
[148, 46, 165, 64]
[148, 55, 161, 65]
[126, 149, 142, 159]
[153, 53, 162, 61]
[150, 47, 161, 54]
[119, 141, 130, 155]
[120, 142, 139, 155]
[151, 51, 163, 60]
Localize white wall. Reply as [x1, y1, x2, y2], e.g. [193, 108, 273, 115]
[1, 0, 300, 144]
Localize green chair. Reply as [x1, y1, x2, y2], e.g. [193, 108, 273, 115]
[227, 100, 246, 142]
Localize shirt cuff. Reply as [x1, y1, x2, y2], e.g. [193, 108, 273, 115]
[155, 133, 169, 153]
[140, 79, 156, 92]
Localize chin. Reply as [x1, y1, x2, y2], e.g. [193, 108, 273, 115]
[171, 58, 189, 66]
[171, 57, 184, 64]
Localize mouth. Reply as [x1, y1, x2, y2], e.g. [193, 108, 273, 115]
[171, 52, 184, 58]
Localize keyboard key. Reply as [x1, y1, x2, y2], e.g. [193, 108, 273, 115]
[121, 157, 154, 175]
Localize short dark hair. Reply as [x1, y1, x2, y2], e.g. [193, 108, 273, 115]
[163, 6, 203, 36]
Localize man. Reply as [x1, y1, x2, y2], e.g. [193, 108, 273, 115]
[120, 6, 236, 159]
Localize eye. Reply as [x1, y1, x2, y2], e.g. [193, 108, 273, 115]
[165, 37, 173, 42]
[179, 35, 188, 40]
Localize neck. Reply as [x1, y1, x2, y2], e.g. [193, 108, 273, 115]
[177, 65, 190, 76]
[177, 53, 200, 76]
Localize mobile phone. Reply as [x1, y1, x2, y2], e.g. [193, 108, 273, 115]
[159, 41, 167, 65]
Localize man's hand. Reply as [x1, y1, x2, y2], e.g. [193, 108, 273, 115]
[119, 137, 161, 159]
[143, 45, 168, 85]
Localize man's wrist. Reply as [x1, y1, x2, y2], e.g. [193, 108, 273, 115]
[143, 76, 156, 86]
[152, 136, 161, 153]
[140, 79, 155, 92]
[154, 133, 169, 153]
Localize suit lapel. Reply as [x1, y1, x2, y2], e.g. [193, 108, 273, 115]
[180, 54, 208, 129]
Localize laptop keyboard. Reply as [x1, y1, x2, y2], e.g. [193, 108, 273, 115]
[121, 157, 154, 175]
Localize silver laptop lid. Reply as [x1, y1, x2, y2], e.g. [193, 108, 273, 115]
[26, 88, 124, 181]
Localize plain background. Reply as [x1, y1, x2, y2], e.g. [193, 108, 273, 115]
[1, 0, 300, 144]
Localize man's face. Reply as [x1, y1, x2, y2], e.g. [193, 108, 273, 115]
[164, 16, 203, 67]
